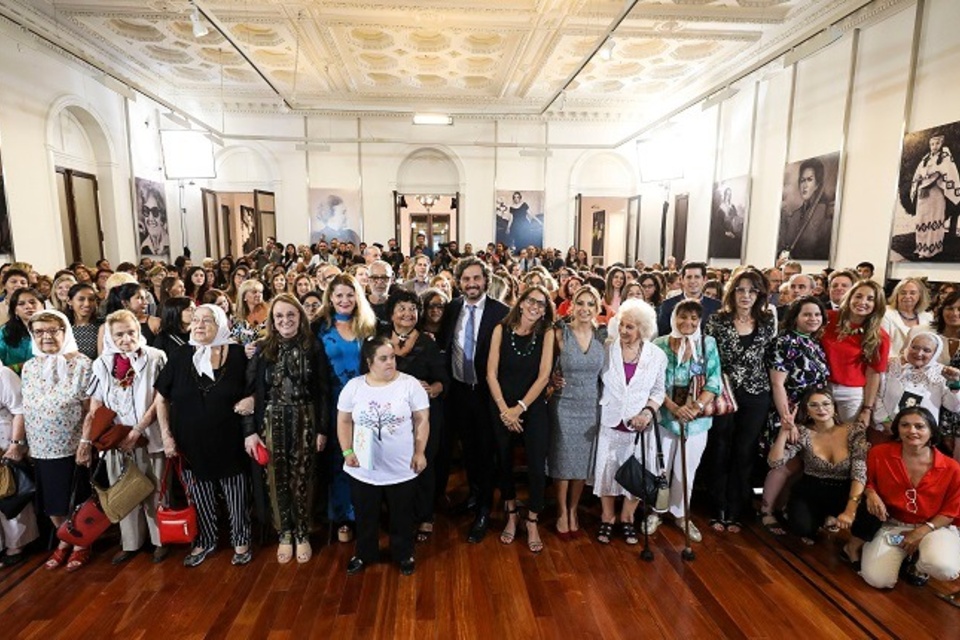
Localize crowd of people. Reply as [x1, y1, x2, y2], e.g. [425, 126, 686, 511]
[0, 235, 959, 590]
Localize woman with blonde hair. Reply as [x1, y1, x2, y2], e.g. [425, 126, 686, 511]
[315, 273, 377, 542]
[50, 274, 77, 313]
[231, 279, 268, 347]
[822, 279, 890, 426]
[881, 277, 932, 359]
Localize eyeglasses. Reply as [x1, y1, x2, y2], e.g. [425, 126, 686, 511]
[32, 328, 63, 338]
[905, 488, 918, 514]
[303, 302, 322, 311]
[191, 317, 218, 326]
[806, 400, 833, 409]
[734, 287, 758, 296]
[142, 206, 164, 219]
[525, 298, 548, 309]
[369, 275, 391, 282]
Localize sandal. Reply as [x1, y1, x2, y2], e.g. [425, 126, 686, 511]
[416, 522, 434, 544]
[296, 540, 313, 564]
[337, 524, 354, 543]
[597, 521, 614, 544]
[620, 521, 639, 546]
[760, 513, 786, 536]
[45, 545, 71, 570]
[725, 521, 743, 534]
[708, 519, 727, 533]
[525, 515, 544, 554]
[65, 547, 92, 573]
[500, 505, 518, 545]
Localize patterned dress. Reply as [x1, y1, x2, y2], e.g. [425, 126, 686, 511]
[22, 355, 93, 459]
[548, 324, 604, 480]
[763, 331, 830, 451]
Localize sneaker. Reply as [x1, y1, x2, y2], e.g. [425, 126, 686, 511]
[675, 517, 702, 543]
[643, 514, 661, 535]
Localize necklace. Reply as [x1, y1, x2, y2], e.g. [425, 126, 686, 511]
[622, 341, 641, 364]
[898, 310, 918, 322]
[394, 327, 415, 344]
[510, 328, 538, 357]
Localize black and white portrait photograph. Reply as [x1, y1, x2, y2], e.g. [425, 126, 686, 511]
[135, 177, 168, 261]
[591, 210, 605, 259]
[777, 152, 840, 261]
[309, 188, 362, 247]
[889, 120, 960, 262]
[495, 190, 544, 250]
[708, 176, 750, 260]
[240, 205, 258, 254]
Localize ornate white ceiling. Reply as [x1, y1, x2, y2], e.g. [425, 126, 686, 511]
[1, 0, 874, 124]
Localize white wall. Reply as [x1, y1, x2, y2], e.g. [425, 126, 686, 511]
[2, 0, 960, 284]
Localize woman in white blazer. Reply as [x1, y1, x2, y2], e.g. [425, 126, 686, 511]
[881, 277, 932, 360]
[591, 299, 666, 545]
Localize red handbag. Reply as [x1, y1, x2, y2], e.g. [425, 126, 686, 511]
[58, 497, 112, 546]
[157, 456, 198, 545]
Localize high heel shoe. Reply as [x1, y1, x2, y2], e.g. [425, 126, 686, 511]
[500, 504, 519, 545]
[525, 514, 544, 554]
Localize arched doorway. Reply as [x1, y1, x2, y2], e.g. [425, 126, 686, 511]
[570, 151, 638, 265]
[396, 148, 462, 256]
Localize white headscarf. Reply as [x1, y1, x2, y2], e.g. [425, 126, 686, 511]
[101, 316, 148, 369]
[30, 309, 80, 382]
[902, 331, 944, 376]
[189, 304, 234, 379]
[669, 302, 702, 364]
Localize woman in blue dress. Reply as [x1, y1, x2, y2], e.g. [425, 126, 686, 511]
[313, 273, 377, 542]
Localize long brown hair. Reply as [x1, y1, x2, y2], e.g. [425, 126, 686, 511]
[258, 293, 315, 361]
[502, 284, 555, 336]
[838, 280, 887, 364]
[720, 268, 772, 324]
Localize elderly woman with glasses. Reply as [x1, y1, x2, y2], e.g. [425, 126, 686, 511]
[843, 407, 960, 588]
[156, 304, 254, 568]
[22, 310, 93, 572]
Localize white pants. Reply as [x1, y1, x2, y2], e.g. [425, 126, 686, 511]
[106, 448, 165, 551]
[0, 502, 39, 551]
[829, 383, 863, 424]
[643, 426, 708, 519]
[860, 521, 960, 589]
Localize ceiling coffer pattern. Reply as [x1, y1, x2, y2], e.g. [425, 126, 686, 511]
[5, 0, 860, 119]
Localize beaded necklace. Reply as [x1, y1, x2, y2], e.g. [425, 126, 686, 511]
[509, 328, 538, 357]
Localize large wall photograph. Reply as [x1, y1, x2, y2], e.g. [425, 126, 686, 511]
[495, 190, 544, 250]
[135, 177, 169, 261]
[777, 151, 840, 262]
[708, 176, 750, 260]
[889, 120, 960, 262]
[309, 188, 362, 246]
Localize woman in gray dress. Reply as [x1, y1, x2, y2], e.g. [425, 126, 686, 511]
[548, 286, 605, 537]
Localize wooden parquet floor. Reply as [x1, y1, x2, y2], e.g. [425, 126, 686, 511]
[2, 492, 959, 639]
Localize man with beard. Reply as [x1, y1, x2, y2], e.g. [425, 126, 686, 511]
[439, 257, 509, 542]
[367, 260, 394, 326]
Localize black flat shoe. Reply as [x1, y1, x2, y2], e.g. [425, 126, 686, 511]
[111, 549, 138, 566]
[346, 556, 366, 576]
[399, 557, 415, 576]
[467, 513, 490, 544]
[901, 561, 929, 586]
[231, 549, 253, 566]
[183, 547, 215, 568]
[152, 546, 170, 564]
[1, 552, 25, 567]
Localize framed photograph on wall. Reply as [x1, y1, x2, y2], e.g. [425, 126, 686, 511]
[777, 152, 840, 261]
[708, 176, 750, 260]
[889, 120, 960, 263]
[135, 177, 169, 261]
[309, 188, 362, 246]
[495, 190, 544, 251]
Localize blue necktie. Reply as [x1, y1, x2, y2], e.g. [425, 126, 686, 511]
[464, 304, 477, 384]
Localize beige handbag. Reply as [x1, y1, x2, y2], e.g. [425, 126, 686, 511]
[94, 454, 155, 523]
[0, 463, 14, 499]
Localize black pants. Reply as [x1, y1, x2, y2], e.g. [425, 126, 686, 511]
[350, 476, 416, 564]
[448, 380, 496, 513]
[704, 388, 770, 522]
[414, 398, 443, 524]
[491, 399, 549, 514]
[787, 475, 850, 539]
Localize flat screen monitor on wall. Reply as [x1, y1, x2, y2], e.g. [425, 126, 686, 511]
[160, 130, 217, 180]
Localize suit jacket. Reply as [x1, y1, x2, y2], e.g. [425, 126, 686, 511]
[656, 294, 721, 337]
[439, 294, 510, 393]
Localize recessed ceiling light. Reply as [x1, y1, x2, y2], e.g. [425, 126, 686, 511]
[413, 113, 453, 125]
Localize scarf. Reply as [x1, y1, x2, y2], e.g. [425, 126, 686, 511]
[101, 320, 148, 377]
[189, 304, 234, 379]
[30, 310, 80, 382]
[669, 304, 701, 365]
[901, 331, 945, 380]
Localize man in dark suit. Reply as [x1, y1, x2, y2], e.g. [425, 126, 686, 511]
[657, 261, 721, 336]
[439, 257, 509, 543]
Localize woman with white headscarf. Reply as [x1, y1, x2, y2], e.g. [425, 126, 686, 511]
[645, 299, 722, 542]
[155, 304, 254, 568]
[21, 310, 93, 572]
[876, 331, 960, 437]
[83, 310, 168, 565]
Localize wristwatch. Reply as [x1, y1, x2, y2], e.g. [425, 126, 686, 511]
[11, 439, 27, 448]
[694, 400, 706, 413]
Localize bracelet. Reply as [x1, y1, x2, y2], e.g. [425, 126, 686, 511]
[342, 448, 354, 458]
[924, 521, 936, 532]
[848, 494, 861, 504]
[694, 400, 706, 413]
[11, 439, 27, 447]
[517, 400, 528, 412]
[79, 438, 92, 445]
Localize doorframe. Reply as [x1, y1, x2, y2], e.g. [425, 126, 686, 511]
[56, 166, 104, 264]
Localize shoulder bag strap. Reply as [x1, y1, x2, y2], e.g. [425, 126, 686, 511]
[633, 410, 665, 474]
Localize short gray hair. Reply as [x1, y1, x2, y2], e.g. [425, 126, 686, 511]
[615, 299, 658, 342]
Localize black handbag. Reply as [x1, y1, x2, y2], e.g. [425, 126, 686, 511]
[0, 458, 37, 519]
[614, 412, 669, 511]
